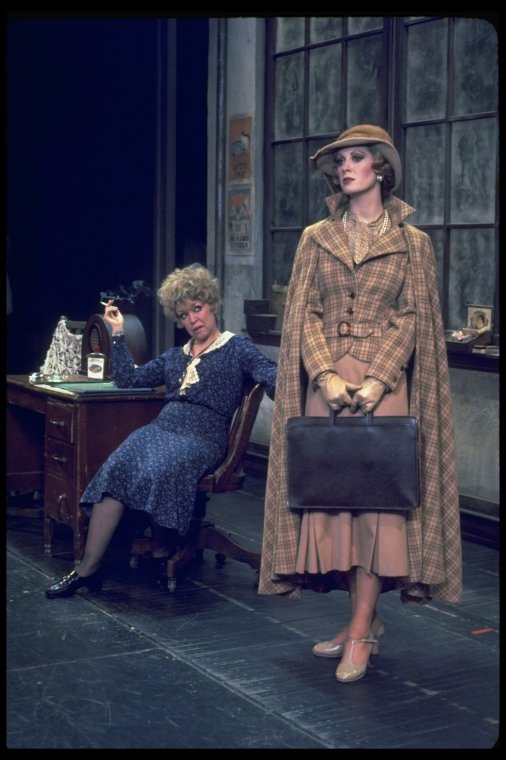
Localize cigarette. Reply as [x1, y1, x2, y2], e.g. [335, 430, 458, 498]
[100, 301, 112, 306]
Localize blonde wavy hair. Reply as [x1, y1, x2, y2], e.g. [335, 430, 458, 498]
[157, 264, 221, 325]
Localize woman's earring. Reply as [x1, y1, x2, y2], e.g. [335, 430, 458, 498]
[376, 174, 384, 183]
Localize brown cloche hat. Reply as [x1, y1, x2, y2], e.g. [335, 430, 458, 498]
[310, 124, 402, 191]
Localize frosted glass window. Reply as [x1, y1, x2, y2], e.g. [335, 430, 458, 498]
[272, 230, 302, 284]
[274, 53, 304, 140]
[448, 228, 495, 328]
[308, 137, 335, 223]
[453, 18, 498, 115]
[426, 228, 445, 309]
[450, 119, 496, 224]
[308, 45, 342, 134]
[347, 35, 383, 125]
[405, 18, 447, 121]
[404, 124, 445, 225]
[273, 143, 303, 227]
[275, 17, 304, 52]
[310, 17, 342, 42]
[348, 17, 383, 33]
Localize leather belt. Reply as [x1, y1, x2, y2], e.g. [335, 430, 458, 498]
[335, 321, 387, 338]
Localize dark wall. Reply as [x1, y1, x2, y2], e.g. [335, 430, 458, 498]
[7, 18, 158, 372]
[175, 18, 208, 271]
[7, 16, 208, 372]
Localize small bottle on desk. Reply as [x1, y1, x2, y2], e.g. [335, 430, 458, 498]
[86, 346, 106, 380]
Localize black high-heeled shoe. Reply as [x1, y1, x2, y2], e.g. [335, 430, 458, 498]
[45, 568, 102, 598]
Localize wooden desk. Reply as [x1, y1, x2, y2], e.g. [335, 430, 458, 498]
[7, 375, 165, 560]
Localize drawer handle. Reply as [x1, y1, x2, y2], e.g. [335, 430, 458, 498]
[49, 418, 66, 428]
[51, 454, 68, 463]
[57, 494, 67, 505]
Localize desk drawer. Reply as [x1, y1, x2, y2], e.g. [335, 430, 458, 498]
[45, 476, 74, 523]
[46, 400, 74, 443]
[45, 438, 74, 478]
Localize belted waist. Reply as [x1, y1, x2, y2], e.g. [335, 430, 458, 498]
[335, 320, 387, 338]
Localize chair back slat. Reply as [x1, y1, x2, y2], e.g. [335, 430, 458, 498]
[200, 380, 264, 492]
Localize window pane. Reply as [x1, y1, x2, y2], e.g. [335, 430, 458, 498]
[309, 168, 332, 223]
[308, 137, 335, 223]
[310, 17, 342, 42]
[404, 124, 445, 225]
[450, 119, 496, 224]
[405, 19, 447, 121]
[348, 17, 383, 33]
[275, 17, 304, 51]
[426, 228, 445, 309]
[273, 143, 303, 227]
[308, 44, 342, 134]
[448, 228, 495, 328]
[347, 35, 383, 125]
[453, 18, 498, 115]
[272, 230, 302, 285]
[274, 53, 304, 139]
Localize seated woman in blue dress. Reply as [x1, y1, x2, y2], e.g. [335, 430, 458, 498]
[45, 264, 277, 598]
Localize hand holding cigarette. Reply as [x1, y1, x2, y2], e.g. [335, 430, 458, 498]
[101, 299, 125, 332]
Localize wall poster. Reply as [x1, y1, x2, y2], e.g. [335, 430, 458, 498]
[227, 186, 252, 255]
[228, 115, 252, 181]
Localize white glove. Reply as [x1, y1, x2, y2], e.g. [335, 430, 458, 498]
[317, 372, 362, 411]
[349, 377, 386, 415]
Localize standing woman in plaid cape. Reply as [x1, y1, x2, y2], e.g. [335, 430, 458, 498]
[258, 125, 462, 684]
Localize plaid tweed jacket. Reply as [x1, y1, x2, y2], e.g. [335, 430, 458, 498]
[258, 192, 462, 604]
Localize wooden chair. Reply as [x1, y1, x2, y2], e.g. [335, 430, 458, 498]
[129, 380, 265, 591]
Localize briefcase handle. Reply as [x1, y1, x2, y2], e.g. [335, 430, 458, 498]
[328, 411, 373, 425]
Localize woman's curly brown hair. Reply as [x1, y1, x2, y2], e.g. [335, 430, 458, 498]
[158, 264, 221, 325]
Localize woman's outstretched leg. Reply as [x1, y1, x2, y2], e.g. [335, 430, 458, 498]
[45, 497, 124, 598]
[75, 496, 125, 576]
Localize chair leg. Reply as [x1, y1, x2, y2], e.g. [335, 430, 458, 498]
[164, 520, 260, 592]
[128, 493, 261, 592]
[165, 540, 201, 592]
[198, 524, 260, 570]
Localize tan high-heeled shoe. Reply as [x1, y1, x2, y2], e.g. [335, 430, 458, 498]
[312, 617, 384, 659]
[335, 622, 384, 683]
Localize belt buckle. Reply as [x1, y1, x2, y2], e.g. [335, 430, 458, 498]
[337, 321, 351, 336]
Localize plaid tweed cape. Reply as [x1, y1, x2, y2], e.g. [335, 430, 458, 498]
[258, 193, 462, 604]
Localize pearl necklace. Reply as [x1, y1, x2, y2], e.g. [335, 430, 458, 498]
[342, 209, 390, 265]
[342, 209, 389, 235]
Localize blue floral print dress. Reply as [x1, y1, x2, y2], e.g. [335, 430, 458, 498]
[80, 331, 277, 536]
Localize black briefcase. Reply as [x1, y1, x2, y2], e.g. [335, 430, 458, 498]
[286, 412, 420, 510]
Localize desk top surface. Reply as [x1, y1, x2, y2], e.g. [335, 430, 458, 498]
[7, 375, 166, 402]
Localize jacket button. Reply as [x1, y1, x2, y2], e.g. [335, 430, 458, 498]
[347, 307, 354, 315]
[349, 292, 356, 299]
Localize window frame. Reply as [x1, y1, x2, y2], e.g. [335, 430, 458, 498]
[263, 16, 499, 346]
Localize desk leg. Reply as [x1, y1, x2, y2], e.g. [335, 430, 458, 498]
[44, 515, 54, 556]
[44, 513, 87, 561]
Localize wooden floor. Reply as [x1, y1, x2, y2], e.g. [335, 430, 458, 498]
[6, 475, 500, 749]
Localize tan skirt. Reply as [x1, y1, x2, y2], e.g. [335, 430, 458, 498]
[295, 355, 410, 578]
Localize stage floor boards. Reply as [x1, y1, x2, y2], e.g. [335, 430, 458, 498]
[6, 475, 499, 749]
